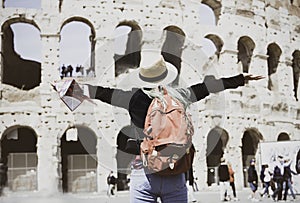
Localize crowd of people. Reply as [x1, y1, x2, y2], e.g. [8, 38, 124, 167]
[59, 64, 86, 79]
[259, 156, 298, 202]
[217, 156, 299, 202]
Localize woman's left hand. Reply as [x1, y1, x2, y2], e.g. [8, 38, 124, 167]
[243, 74, 265, 81]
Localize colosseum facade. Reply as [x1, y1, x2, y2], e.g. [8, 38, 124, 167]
[0, 0, 300, 196]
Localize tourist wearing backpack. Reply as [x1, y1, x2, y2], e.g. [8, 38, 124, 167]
[70, 51, 263, 203]
[272, 156, 285, 201]
[218, 158, 230, 201]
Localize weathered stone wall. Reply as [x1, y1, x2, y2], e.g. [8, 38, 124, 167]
[0, 0, 300, 195]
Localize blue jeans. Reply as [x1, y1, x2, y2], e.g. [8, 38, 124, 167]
[283, 179, 296, 200]
[249, 182, 257, 192]
[262, 181, 270, 195]
[130, 168, 187, 203]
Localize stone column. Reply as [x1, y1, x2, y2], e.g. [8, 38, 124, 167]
[218, 49, 240, 76]
[40, 33, 61, 85]
[97, 135, 117, 193]
[94, 37, 115, 86]
[193, 115, 215, 190]
[36, 123, 61, 195]
[250, 54, 269, 89]
[224, 120, 246, 190]
[277, 61, 294, 100]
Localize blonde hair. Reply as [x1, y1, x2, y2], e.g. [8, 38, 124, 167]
[143, 86, 191, 109]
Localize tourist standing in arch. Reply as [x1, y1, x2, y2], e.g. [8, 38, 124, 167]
[228, 162, 238, 201]
[248, 159, 260, 202]
[218, 158, 230, 201]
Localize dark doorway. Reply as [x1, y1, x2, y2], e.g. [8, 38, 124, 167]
[206, 126, 229, 186]
[241, 128, 263, 187]
[60, 127, 97, 193]
[1, 127, 37, 191]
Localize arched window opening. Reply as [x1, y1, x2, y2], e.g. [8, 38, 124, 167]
[267, 43, 282, 90]
[204, 34, 223, 58]
[292, 50, 300, 101]
[237, 36, 255, 74]
[114, 20, 142, 77]
[2, 22, 41, 90]
[59, 20, 95, 78]
[200, 1, 220, 25]
[3, 0, 41, 9]
[161, 25, 186, 86]
[1, 126, 38, 192]
[116, 125, 136, 191]
[241, 128, 263, 187]
[60, 127, 97, 193]
[277, 132, 290, 141]
[206, 126, 229, 186]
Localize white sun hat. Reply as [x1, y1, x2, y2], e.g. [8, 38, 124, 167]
[126, 50, 178, 88]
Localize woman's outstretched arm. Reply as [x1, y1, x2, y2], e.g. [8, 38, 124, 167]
[87, 84, 136, 110]
[188, 73, 264, 102]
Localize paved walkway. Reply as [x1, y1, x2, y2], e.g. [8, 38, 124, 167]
[0, 189, 298, 203]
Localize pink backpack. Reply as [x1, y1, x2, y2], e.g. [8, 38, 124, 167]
[140, 86, 195, 175]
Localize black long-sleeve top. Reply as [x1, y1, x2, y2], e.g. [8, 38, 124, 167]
[218, 163, 230, 182]
[88, 74, 245, 129]
[248, 165, 258, 183]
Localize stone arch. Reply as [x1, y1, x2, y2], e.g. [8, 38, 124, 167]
[237, 36, 255, 73]
[1, 19, 41, 90]
[206, 126, 229, 186]
[277, 132, 290, 141]
[60, 126, 97, 193]
[241, 128, 263, 187]
[161, 25, 186, 86]
[204, 34, 224, 58]
[267, 42, 282, 90]
[60, 17, 96, 77]
[114, 20, 142, 77]
[60, 17, 96, 36]
[1, 125, 38, 191]
[292, 50, 300, 101]
[201, 0, 221, 24]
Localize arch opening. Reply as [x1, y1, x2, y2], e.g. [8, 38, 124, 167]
[1, 22, 41, 90]
[116, 125, 136, 191]
[277, 132, 290, 141]
[241, 128, 263, 187]
[292, 50, 300, 101]
[114, 20, 142, 77]
[267, 43, 282, 90]
[237, 36, 255, 74]
[59, 20, 95, 78]
[60, 126, 97, 193]
[200, 1, 221, 25]
[1, 126, 38, 192]
[161, 25, 186, 86]
[206, 127, 229, 186]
